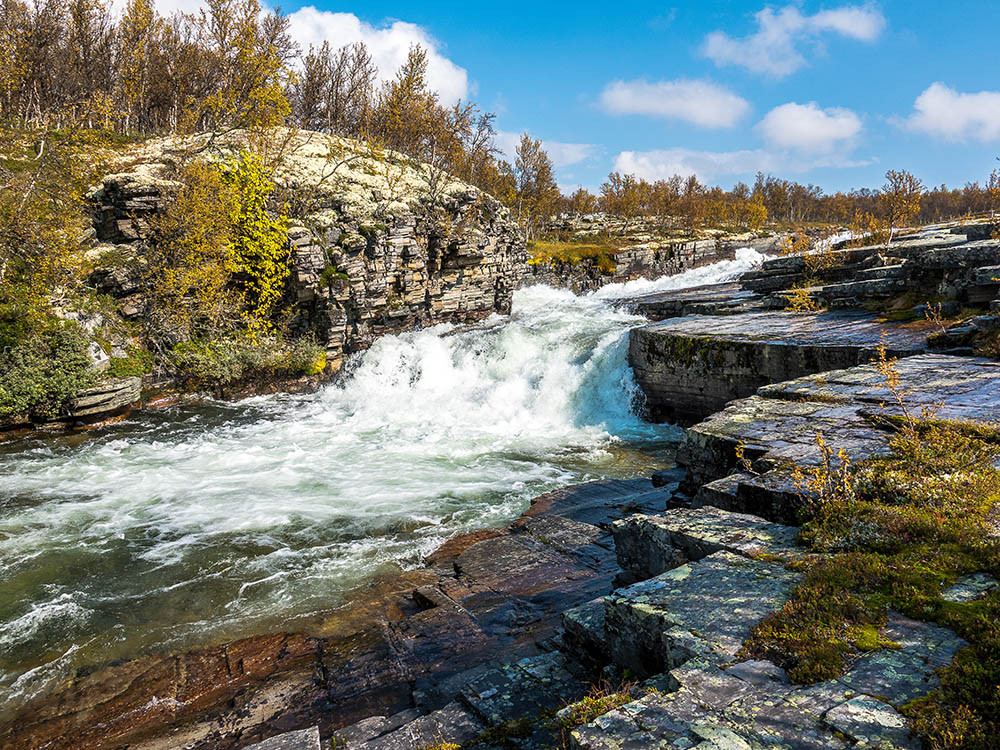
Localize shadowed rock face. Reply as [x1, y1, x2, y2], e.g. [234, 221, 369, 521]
[628, 310, 931, 425]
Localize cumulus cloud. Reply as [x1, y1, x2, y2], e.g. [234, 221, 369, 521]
[613, 147, 872, 183]
[703, 4, 886, 77]
[902, 82, 1000, 142]
[613, 148, 780, 182]
[494, 131, 599, 168]
[758, 102, 862, 153]
[287, 8, 469, 104]
[598, 79, 749, 128]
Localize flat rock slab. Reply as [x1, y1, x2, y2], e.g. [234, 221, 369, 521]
[942, 572, 999, 602]
[604, 551, 801, 676]
[629, 310, 929, 424]
[678, 354, 1000, 506]
[244, 727, 321, 750]
[613, 506, 801, 579]
[570, 638, 940, 750]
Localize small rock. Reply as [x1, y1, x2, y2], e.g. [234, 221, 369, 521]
[942, 572, 999, 603]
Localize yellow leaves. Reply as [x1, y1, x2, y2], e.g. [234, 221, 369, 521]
[881, 169, 924, 243]
[222, 151, 290, 333]
[786, 283, 822, 312]
[147, 151, 291, 340]
[848, 210, 888, 247]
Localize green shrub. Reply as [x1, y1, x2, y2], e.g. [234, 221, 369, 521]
[106, 346, 155, 378]
[169, 334, 326, 387]
[0, 324, 97, 421]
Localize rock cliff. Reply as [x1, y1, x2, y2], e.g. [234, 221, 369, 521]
[89, 130, 528, 374]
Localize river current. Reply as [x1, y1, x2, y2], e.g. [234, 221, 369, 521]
[0, 248, 766, 714]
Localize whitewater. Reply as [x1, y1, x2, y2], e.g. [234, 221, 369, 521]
[0, 247, 767, 713]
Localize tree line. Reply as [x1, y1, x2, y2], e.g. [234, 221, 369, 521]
[3, 0, 995, 241]
[554, 169, 1000, 235]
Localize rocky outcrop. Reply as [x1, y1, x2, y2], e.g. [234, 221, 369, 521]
[526, 235, 784, 293]
[0, 376, 142, 433]
[622, 220, 1000, 425]
[88, 130, 528, 373]
[676, 353, 1000, 503]
[740, 224, 1000, 309]
[629, 310, 930, 425]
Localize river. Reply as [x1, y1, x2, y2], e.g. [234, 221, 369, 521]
[0, 248, 766, 716]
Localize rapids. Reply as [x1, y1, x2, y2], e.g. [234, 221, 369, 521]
[0, 248, 767, 714]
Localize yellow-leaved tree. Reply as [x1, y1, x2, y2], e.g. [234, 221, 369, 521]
[223, 152, 290, 333]
[881, 169, 924, 245]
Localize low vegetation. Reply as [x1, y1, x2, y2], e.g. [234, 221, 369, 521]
[528, 239, 622, 272]
[741, 346, 1000, 749]
[555, 682, 635, 748]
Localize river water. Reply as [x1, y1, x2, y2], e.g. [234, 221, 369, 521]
[0, 248, 766, 715]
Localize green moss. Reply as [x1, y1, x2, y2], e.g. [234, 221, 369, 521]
[320, 265, 350, 287]
[741, 418, 1000, 748]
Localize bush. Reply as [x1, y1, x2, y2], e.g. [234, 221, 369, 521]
[168, 333, 325, 387]
[0, 324, 97, 422]
[105, 346, 155, 378]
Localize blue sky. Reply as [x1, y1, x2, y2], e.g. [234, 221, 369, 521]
[180, 0, 1000, 194]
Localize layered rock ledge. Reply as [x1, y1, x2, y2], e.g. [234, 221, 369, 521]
[629, 310, 930, 425]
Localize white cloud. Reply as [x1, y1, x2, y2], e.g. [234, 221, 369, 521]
[902, 82, 1000, 142]
[703, 4, 886, 78]
[598, 79, 749, 128]
[758, 102, 862, 153]
[613, 147, 873, 183]
[613, 148, 780, 182]
[286, 8, 469, 104]
[494, 131, 599, 168]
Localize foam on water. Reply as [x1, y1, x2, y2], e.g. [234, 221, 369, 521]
[0, 250, 766, 713]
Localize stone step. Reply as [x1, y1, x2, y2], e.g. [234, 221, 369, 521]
[347, 702, 483, 750]
[972, 264, 1000, 285]
[459, 652, 583, 728]
[604, 551, 802, 677]
[817, 276, 910, 298]
[693, 470, 805, 526]
[855, 263, 907, 280]
[612, 506, 800, 580]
